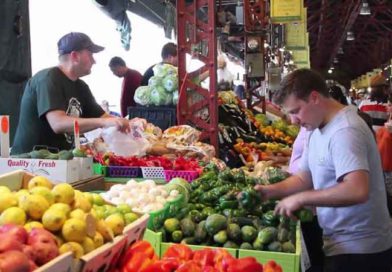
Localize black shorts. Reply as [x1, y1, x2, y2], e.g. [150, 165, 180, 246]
[324, 246, 392, 272]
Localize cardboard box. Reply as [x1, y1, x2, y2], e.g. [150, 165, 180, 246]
[36, 252, 73, 272]
[0, 157, 79, 183]
[76, 235, 128, 272]
[75, 157, 93, 180]
[123, 214, 150, 246]
[0, 170, 74, 271]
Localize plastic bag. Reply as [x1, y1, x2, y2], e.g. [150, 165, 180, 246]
[101, 127, 151, 157]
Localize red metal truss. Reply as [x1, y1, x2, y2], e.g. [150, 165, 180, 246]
[243, 0, 267, 110]
[176, 0, 219, 150]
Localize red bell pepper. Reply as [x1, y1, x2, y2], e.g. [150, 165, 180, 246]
[162, 244, 193, 263]
[119, 241, 157, 269]
[192, 248, 215, 268]
[226, 257, 263, 272]
[264, 260, 282, 272]
[213, 249, 235, 272]
[203, 266, 219, 272]
[176, 261, 202, 272]
[140, 258, 179, 272]
[120, 252, 154, 272]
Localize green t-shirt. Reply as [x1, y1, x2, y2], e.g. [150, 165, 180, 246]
[11, 67, 104, 154]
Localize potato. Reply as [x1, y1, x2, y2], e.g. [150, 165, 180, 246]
[27, 228, 57, 246]
[0, 250, 30, 272]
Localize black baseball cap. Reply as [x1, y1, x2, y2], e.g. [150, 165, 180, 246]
[57, 32, 104, 55]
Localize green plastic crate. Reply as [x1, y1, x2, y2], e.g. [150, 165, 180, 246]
[93, 163, 107, 176]
[160, 243, 238, 258]
[165, 194, 186, 218]
[143, 229, 162, 257]
[237, 224, 301, 272]
[147, 204, 170, 230]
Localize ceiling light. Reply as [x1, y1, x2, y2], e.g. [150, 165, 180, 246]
[338, 47, 344, 54]
[360, 1, 371, 15]
[328, 69, 333, 74]
[333, 57, 339, 63]
[346, 31, 355, 41]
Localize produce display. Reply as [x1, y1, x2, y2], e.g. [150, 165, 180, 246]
[113, 240, 283, 272]
[0, 176, 141, 266]
[155, 164, 309, 253]
[134, 63, 179, 106]
[217, 91, 299, 167]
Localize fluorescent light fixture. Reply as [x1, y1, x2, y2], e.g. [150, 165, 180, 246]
[328, 69, 333, 74]
[333, 57, 339, 63]
[360, 1, 371, 15]
[346, 31, 355, 41]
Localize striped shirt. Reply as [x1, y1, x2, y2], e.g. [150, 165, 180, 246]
[359, 99, 389, 131]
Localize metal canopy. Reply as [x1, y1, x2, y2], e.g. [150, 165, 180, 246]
[306, 0, 392, 82]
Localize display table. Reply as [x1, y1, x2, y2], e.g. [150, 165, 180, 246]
[70, 174, 105, 191]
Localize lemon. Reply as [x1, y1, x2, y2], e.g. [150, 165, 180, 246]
[0, 207, 26, 225]
[24, 221, 44, 232]
[124, 212, 139, 225]
[28, 176, 53, 190]
[20, 194, 49, 220]
[14, 189, 29, 203]
[62, 218, 87, 243]
[0, 192, 18, 213]
[70, 209, 86, 220]
[92, 194, 105, 206]
[52, 184, 75, 205]
[92, 231, 104, 248]
[83, 192, 94, 205]
[105, 213, 125, 236]
[42, 209, 66, 231]
[59, 242, 84, 259]
[73, 195, 92, 213]
[82, 237, 95, 254]
[49, 203, 71, 216]
[0, 186, 11, 194]
[30, 186, 54, 205]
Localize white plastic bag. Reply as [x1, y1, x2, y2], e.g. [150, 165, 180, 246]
[101, 127, 151, 157]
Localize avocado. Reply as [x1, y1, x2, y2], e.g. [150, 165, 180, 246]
[205, 214, 227, 235]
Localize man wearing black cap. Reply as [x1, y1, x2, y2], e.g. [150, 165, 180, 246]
[11, 32, 130, 154]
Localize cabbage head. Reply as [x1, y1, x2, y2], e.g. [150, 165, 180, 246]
[151, 86, 170, 106]
[162, 74, 178, 92]
[148, 76, 162, 88]
[134, 86, 152, 106]
[153, 63, 177, 78]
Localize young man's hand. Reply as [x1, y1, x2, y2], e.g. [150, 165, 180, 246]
[274, 193, 304, 219]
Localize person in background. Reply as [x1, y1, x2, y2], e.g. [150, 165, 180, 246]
[217, 54, 234, 91]
[11, 32, 130, 154]
[359, 74, 390, 132]
[100, 100, 121, 117]
[140, 42, 178, 86]
[257, 68, 392, 272]
[108, 56, 142, 117]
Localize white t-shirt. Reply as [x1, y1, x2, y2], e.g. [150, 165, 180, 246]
[301, 105, 392, 256]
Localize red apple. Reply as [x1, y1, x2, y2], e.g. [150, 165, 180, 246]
[0, 250, 30, 272]
[27, 228, 56, 246]
[0, 233, 23, 253]
[0, 224, 28, 244]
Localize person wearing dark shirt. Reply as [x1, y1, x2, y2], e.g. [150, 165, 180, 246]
[109, 57, 142, 117]
[11, 32, 130, 154]
[140, 42, 178, 86]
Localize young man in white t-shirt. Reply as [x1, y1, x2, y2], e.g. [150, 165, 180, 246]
[256, 69, 392, 272]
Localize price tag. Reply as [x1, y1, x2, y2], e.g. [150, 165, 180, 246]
[74, 120, 80, 149]
[0, 116, 10, 157]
